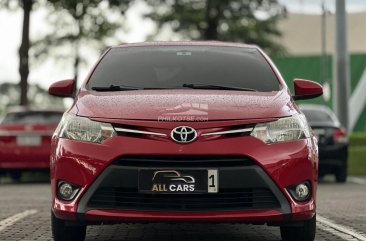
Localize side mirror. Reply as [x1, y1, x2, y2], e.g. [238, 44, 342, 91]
[293, 79, 323, 100]
[48, 79, 75, 97]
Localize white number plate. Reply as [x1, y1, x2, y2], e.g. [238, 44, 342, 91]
[208, 169, 218, 193]
[16, 136, 41, 146]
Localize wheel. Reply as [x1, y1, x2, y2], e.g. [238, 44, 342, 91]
[280, 215, 316, 241]
[10, 172, 22, 182]
[52, 212, 86, 241]
[335, 166, 347, 183]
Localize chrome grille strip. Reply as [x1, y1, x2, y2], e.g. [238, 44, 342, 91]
[114, 127, 167, 137]
[202, 127, 253, 136]
[113, 127, 252, 137]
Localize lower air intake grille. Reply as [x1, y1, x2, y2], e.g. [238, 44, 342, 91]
[87, 187, 280, 211]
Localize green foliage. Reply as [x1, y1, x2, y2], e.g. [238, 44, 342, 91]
[145, 0, 287, 55]
[0, 0, 33, 10]
[0, 83, 64, 115]
[32, 0, 132, 69]
[348, 133, 366, 175]
[350, 132, 366, 146]
[349, 146, 366, 176]
[0, 0, 17, 9]
[0, 0, 44, 9]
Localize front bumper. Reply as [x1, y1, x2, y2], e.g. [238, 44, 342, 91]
[83, 209, 289, 223]
[51, 134, 318, 224]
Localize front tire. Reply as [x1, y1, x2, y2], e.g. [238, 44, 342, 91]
[280, 215, 316, 241]
[335, 166, 347, 183]
[52, 212, 86, 241]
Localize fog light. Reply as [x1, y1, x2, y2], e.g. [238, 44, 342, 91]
[288, 182, 311, 202]
[295, 184, 309, 199]
[57, 181, 80, 201]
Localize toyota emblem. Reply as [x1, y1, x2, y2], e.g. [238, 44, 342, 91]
[171, 126, 197, 143]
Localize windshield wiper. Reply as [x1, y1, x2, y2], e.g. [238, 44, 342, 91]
[92, 84, 256, 92]
[182, 83, 257, 92]
[91, 85, 178, 91]
[91, 85, 141, 91]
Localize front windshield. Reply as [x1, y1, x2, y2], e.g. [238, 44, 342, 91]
[87, 46, 281, 92]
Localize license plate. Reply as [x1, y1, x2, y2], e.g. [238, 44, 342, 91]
[16, 136, 41, 146]
[139, 169, 218, 194]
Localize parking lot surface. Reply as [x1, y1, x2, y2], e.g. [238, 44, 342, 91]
[0, 176, 365, 241]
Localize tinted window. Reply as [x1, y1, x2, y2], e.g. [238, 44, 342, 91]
[2, 112, 63, 124]
[302, 109, 334, 123]
[88, 46, 280, 92]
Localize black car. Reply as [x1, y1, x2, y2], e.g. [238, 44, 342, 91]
[300, 105, 348, 183]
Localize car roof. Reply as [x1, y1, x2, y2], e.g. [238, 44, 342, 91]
[113, 41, 258, 50]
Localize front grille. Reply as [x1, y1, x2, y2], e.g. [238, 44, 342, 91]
[114, 155, 254, 167]
[78, 156, 290, 214]
[87, 187, 280, 211]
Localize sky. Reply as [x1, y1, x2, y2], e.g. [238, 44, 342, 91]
[0, 0, 366, 89]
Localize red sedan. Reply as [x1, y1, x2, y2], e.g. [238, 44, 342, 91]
[48, 41, 322, 241]
[0, 108, 63, 181]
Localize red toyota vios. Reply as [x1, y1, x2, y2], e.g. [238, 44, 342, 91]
[0, 108, 63, 181]
[49, 42, 322, 241]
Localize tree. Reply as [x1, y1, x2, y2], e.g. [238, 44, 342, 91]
[145, 0, 287, 55]
[0, 0, 36, 106]
[33, 0, 132, 86]
[18, 0, 33, 106]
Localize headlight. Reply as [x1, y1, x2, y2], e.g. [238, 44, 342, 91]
[250, 114, 310, 144]
[57, 113, 116, 144]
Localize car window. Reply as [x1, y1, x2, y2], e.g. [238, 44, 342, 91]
[87, 46, 281, 92]
[2, 112, 63, 124]
[302, 109, 334, 123]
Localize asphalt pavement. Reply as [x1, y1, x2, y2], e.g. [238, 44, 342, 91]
[0, 176, 365, 241]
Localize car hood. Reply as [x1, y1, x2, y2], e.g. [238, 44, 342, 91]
[75, 89, 296, 121]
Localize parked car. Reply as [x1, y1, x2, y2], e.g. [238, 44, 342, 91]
[300, 104, 348, 183]
[0, 108, 63, 181]
[49, 41, 323, 241]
